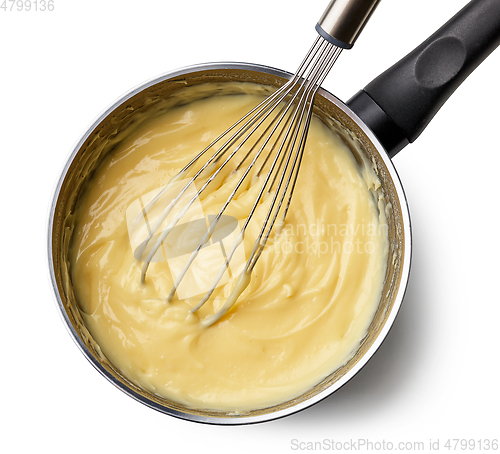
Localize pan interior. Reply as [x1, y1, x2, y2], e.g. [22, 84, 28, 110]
[50, 67, 406, 422]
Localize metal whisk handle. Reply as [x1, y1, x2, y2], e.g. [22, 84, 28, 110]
[316, 0, 381, 49]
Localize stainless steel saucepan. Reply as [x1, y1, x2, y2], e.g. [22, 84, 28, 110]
[48, 0, 500, 424]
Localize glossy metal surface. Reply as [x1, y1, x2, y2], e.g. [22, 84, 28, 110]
[316, 0, 381, 48]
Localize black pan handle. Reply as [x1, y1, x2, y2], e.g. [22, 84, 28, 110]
[347, 0, 500, 158]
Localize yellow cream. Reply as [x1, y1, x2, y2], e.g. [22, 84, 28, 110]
[69, 86, 388, 412]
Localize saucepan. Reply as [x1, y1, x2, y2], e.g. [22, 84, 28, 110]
[48, 0, 500, 424]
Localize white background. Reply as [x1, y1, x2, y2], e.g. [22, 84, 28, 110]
[1, 0, 499, 452]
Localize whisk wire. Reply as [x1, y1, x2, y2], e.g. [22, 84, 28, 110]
[136, 42, 332, 278]
[247, 45, 343, 271]
[200, 46, 342, 322]
[138, 36, 343, 325]
[172, 41, 342, 309]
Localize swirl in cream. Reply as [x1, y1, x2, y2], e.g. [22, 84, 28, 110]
[69, 86, 388, 411]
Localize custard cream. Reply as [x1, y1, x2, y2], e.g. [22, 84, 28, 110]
[69, 87, 388, 411]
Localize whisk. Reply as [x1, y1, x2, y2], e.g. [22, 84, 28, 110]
[135, 0, 381, 326]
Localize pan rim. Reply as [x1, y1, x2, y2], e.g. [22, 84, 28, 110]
[47, 61, 412, 425]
